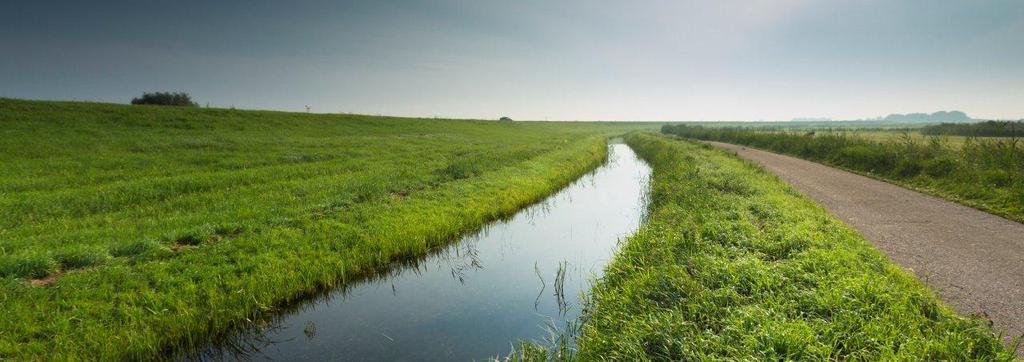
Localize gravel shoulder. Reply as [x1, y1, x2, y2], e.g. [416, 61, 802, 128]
[706, 141, 1024, 352]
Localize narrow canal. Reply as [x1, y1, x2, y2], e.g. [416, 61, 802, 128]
[198, 141, 651, 361]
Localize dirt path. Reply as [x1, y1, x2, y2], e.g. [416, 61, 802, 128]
[706, 141, 1024, 351]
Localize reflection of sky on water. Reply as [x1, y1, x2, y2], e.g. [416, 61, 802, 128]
[196, 143, 651, 361]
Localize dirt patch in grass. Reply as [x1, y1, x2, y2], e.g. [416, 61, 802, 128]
[30, 271, 64, 287]
[170, 243, 196, 252]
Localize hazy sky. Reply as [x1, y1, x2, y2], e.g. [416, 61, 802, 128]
[2, 1, 1022, 121]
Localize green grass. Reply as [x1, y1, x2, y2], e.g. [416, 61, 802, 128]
[563, 134, 1013, 360]
[922, 121, 1024, 138]
[662, 125, 1024, 223]
[0, 98, 653, 359]
[813, 129, 1015, 148]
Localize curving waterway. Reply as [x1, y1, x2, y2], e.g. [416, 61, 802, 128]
[195, 141, 651, 361]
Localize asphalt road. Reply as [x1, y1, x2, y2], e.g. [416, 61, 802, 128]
[706, 141, 1024, 352]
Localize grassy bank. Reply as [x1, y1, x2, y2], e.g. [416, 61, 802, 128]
[517, 133, 1013, 360]
[0, 98, 651, 359]
[661, 125, 1024, 223]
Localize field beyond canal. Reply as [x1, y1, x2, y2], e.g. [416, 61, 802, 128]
[0, 98, 651, 359]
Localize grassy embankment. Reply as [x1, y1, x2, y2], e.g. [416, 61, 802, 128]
[661, 125, 1024, 223]
[513, 133, 1013, 360]
[0, 98, 652, 359]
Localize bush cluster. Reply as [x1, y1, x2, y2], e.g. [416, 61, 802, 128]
[130, 92, 198, 107]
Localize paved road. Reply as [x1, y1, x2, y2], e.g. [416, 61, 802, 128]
[706, 141, 1024, 351]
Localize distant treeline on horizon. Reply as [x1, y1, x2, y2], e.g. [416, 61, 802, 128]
[792, 110, 973, 124]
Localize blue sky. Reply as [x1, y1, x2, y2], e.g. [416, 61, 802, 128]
[2, 1, 1022, 121]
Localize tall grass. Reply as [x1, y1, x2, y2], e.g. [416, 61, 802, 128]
[0, 98, 654, 359]
[566, 134, 1015, 360]
[662, 124, 1024, 222]
[922, 121, 1024, 137]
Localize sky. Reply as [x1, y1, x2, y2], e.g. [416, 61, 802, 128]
[2, 1, 1022, 121]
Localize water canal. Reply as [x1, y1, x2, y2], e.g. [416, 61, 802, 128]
[196, 141, 651, 361]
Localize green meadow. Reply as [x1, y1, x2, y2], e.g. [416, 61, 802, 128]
[0, 98, 652, 359]
[513, 134, 1014, 360]
[1, 98, 1015, 360]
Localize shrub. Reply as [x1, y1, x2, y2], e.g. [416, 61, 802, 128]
[981, 170, 1013, 187]
[838, 145, 890, 172]
[922, 157, 957, 177]
[894, 157, 923, 177]
[130, 92, 198, 107]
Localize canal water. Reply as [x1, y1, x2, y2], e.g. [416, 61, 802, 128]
[197, 142, 651, 361]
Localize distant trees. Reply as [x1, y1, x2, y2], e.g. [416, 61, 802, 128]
[882, 111, 971, 123]
[499, 116, 513, 121]
[131, 92, 198, 107]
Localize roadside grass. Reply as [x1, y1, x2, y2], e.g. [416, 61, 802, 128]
[809, 128, 1015, 148]
[0, 98, 653, 359]
[922, 121, 1024, 138]
[511, 133, 1015, 360]
[661, 125, 1024, 223]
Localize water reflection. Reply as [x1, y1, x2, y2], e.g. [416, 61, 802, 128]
[193, 142, 651, 361]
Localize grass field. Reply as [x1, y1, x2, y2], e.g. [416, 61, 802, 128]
[0, 98, 653, 359]
[524, 134, 1011, 360]
[662, 125, 1024, 223]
